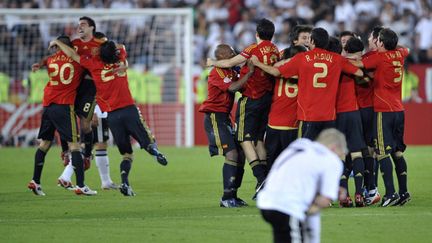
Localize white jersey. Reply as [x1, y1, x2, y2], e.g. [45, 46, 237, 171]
[94, 104, 108, 118]
[257, 138, 343, 221]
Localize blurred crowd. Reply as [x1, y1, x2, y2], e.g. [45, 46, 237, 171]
[0, 0, 432, 103]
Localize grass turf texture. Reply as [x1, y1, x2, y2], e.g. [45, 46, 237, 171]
[0, 146, 431, 242]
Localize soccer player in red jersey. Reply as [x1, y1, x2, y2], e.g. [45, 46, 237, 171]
[57, 16, 104, 170]
[200, 44, 254, 207]
[207, 18, 279, 197]
[355, 28, 411, 206]
[331, 36, 367, 207]
[357, 26, 383, 205]
[28, 36, 97, 196]
[51, 38, 168, 197]
[265, 45, 307, 170]
[252, 28, 363, 140]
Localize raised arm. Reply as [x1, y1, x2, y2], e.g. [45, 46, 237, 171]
[31, 56, 48, 72]
[49, 39, 80, 63]
[207, 54, 246, 68]
[228, 60, 254, 93]
[250, 55, 281, 77]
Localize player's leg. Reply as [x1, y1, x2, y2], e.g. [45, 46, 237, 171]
[261, 210, 302, 243]
[107, 108, 136, 196]
[392, 111, 410, 205]
[28, 107, 54, 196]
[93, 116, 117, 189]
[299, 121, 324, 140]
[59, 138, 70, 166]
[374, 112, 399, 206]
[123, 106, 167, 165]
[265, 126, 282, 170]
[255, 94, 272, 171]
[304, 213, 321, 243]
[236, 97, 266, 191]
[351, 151, 365, 207]
[339, 155, 354, 207]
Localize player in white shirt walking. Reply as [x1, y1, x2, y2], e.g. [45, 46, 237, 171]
[257, 128, 347, 243]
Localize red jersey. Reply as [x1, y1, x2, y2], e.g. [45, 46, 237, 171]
[336, 75, 358, 113]
[72, 37, 104, 57]
[240, 40, 279, 99]
[277, 48, 359, 121]
[199, 67, 238, 113]
[42, 51, 84, 106]
[362, 48, 408, 112]
[79, 47, 134, 112]
[355, 50, 376, 108]
[268, 77, 298, 129]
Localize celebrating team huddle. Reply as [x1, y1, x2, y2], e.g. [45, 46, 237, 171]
[203, 18, 410, 210]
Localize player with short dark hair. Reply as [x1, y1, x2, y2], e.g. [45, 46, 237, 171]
[28, 35, 96, 196]
[200, 44, 254, 207]
[265, 45, 307, 170]
[51, 37, 168, 197]
[207, 18, 280, 198]
[333, 36, 367, 207]
[251, 27, 363, 141]
[289, 25, 313, 48]
[353, 27, 411, 206]
[355, 26, 383, 205]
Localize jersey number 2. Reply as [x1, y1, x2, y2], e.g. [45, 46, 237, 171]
[313, 62, 328, 88]
[49, 63, 74, 85]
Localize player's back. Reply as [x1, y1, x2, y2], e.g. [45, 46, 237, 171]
[43, 50, 84, 106]
[295, 48, 356, 121]
[369, 48, 408, 112]
[268, 77, 298, 128]
[336, 75, 358, 113]
[240, 40, 279, 99]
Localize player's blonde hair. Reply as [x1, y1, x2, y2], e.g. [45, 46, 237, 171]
[316, 128, 348, 156]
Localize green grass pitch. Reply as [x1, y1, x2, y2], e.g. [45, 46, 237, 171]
[1, 146, 431, 242]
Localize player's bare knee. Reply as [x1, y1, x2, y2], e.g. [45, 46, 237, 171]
[394, 151, 404, 158]
[225, 149, 238, 162]
[80, 119, 92, 134]
[350, 151, 362, 160]
[38, 140, 51, 152]
[68, 142, 81, 151]
[123, 153, 133, 162]
[94, 142, 107, 150]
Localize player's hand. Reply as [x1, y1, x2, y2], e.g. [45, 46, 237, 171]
[31, 63, 40, 72]
[113, 62, 128, 75]
[48, 40, 58, 50]
[206, 58, 214, 67]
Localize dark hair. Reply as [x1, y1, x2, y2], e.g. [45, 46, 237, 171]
[79, 16, 96, 33]
[339, 30, 356, 39]
[344, 37, 364, 54]
[378, 28, 398, 50]
[281, 45, 307, 60]
[289, 24, 312, 44]
[371, 26, 383, 39]
[94, 31, 106, 39]
[56, 35, 72, 48]
[311, 27, 329, 49]
[99, 41, 120, 64]
[256, 18, 275, 41]
[325, 36, 342, 54]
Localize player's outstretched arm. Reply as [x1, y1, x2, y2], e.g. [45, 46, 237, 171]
[207, 54, 246, 68]
[49, 39, 80, 63]
[228, 60, 254, 93]
[250, 55, 281, 77]
[31, 56, 48, 72]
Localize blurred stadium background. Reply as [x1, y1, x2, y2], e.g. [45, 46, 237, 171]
[0, 0, 431, 148]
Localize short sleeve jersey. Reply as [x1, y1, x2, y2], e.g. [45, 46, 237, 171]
[268, 77, 298, 128]
[336, 74, 358, 113]
[240, 40, 279, 99]
[79, 47, 134, 112]
[199, 67, 238, 114]
[43, 51, 84, 106]
[355, 50, 376, 108]
[362, 48, 409, 112]
[257, 138, 343, 221]
[277, 48, 359, 121]
[72, 37, 104, 57]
